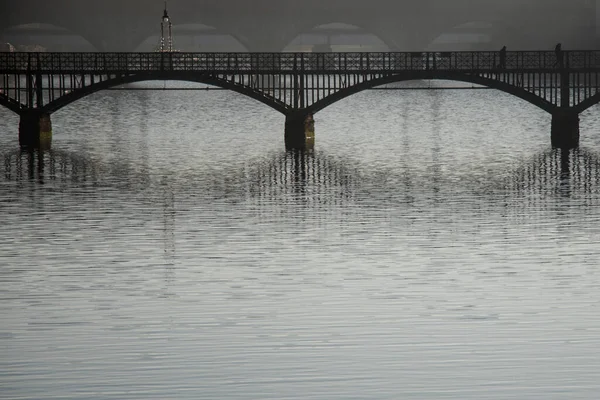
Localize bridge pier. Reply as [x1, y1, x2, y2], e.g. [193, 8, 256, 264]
[284, 113, 315, 151]
[19, 110, 52, 150]
[551, 109, 580, 149]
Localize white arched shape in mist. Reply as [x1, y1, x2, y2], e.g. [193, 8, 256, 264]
[283, 23, 391, 52]
[426, 21, 509, 52]
[134, 23, 248, 52]
[0, 23, 99, 52]
[425, 20, 526, 51]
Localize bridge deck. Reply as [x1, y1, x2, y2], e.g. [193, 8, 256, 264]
[1, 51, 599, 73]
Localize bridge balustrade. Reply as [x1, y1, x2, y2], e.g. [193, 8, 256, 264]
[2, 51, 598, 74]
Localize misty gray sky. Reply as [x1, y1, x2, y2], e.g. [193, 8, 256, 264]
[1, 0, 598, 51]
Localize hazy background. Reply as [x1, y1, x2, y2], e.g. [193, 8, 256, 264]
[1, 0, 599, 52]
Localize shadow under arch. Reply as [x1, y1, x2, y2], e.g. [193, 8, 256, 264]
[305, 71, 556, 116]
[282, 21, 392, 52]
[1, 22, 100, 52]
[40, 72, 289, 115]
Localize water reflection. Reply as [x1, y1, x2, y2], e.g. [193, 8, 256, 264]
[3, 117, 600, 399]
[4, 147, 600, 207]
[243, 149, 356, 205]
[160, 176, 176, 297]
[507, 148, 600, 204]
[3, 148, 101, 185]
[1, 146, 157, 189]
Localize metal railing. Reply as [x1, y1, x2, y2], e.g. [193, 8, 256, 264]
[1, 51, 599, 73]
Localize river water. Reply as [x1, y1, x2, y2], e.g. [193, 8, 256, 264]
[1, 81, 600, 399]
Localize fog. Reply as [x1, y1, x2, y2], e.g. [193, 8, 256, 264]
[1, 0, 598, 52]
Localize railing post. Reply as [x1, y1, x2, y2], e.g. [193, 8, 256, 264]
[80, 53, 85, 87]
[35, 53, 42, 108]
[560, 60, 570, 108]
[293, 54, 298, 109]
[26, 53, 34, 108]
[300, 53, 305, 108]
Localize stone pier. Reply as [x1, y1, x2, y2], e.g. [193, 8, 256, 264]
[284, 113, 315, 151]
[551, 108, 580, 149]
[19, 110, 52, 149]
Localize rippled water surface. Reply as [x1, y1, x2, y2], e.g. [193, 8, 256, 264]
[1, 82, 600, 399]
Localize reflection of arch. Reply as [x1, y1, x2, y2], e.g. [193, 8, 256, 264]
[40, 73, 288, 115]
[306, 72, 555, 115]
[134, 23, 248, 52]
[174, 149, 359, 206]
[2, 147, 103, 184]
[1, 23, 100, 52]
[243, 149, 357, 204]
[283, 22, 391, 52]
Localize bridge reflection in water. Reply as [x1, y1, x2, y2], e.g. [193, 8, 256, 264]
[1, 148, 357, 202]
[3, 148, 100, 184]
[508, 148, 600, 203]
[4, 148, 600, 210]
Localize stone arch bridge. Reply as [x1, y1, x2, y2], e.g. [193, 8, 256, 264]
[1, 50, 599, 150]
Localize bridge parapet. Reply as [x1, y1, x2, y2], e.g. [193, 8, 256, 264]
[1, 51, 599, 73]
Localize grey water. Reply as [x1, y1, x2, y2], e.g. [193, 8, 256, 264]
[1, 81, 600, 399]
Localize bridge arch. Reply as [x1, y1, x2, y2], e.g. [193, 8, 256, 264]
[574, 92, 600, 114]
[39, 72, 288, 115]
[0, 93, 23, 115]
[305, 72, 556, 116]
